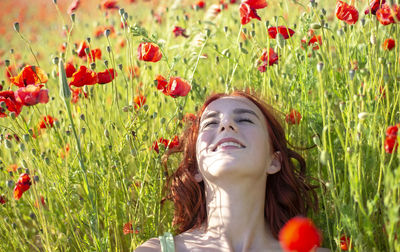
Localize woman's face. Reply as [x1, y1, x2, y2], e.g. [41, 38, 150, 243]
[196, 96, 274, 181]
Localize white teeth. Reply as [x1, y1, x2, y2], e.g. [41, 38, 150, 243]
[217, 142, 243, 150]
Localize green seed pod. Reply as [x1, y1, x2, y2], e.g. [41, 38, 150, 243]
[7, 180, 14, 188]
[349, 69, 355, 80]
[317, 62, 324, 72]
[70, 13, 76, 22]
[10, 112, 16, 120]
[5, 59, 10, 67]
[52, 57, 59, 65]
[106, 46, 111, 53]
[45, 157, 50, 165]
[312, 135, 321, 146]
[223, 26, 228, 33]
[104, 29, 111, 37]
[104, 129, 110, 138]
[81, 127, 86, 134]
[31, 148, 37, 155]
[0, 101, 6, 109]
[23, 134, 30, 142]
[34, 175, 40, 182]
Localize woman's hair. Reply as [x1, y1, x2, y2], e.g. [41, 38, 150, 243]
[162, 89, 319, 239]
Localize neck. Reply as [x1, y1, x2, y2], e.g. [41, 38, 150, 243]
[202, 175, 276, 251]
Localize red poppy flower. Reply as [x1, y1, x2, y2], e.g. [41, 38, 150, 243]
[69, 66, 98, 87]
[133, 94, 146, 109]
[137, 42, 162, 62]
[383, 38, 395, 50]
[376, 4, 400, 25]
[173, 26, 189, 38]
[155, 74, 168, 93]
[165, 77, 191, 98]
[38, 115, 57, 129]
[193, 0, 205, 9]
[77, 41, 89, 58]
[14, 173, 31, 200]
[97, 68, 116, 84]
[10, 65, 48, 87]
[365, 0, 386, 15]
[302, 34, 323, 51]
[386, 125, 399, 137]
[65, 62, 76, 78]
[336, 1, 359, 25]
[0, 90, 23, 118]
[239, 0, 268, 25]
[268, 26, 295, 39]
[14, 85, 49, 106]
[340, 235, 351, 251]
[385, 124, 399, 154]
[102, 0, 119, 10]
[5, 65, 17, 82]
[68, 0, 80, 15]
[152, 136, 179, 153]
[89, 48, 102, 63]
[0, 195, 6, 205]
[285, 109, 302, 125]
[71, 87, 88, 104]
[279, 217, 322, 252]
[257, 48, 278, 72]
[123, 222, 139, 235]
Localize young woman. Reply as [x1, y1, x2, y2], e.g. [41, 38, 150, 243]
[136, 90, 325, 252]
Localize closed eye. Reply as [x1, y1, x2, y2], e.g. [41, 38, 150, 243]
[238, 118, 253, 123]
[204, 121, 218, 128]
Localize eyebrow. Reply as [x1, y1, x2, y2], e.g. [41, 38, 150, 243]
[201, 108, 260, 121]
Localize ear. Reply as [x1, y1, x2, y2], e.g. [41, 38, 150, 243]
[266, 151, 281, 175]
[194, 172, 203, 182]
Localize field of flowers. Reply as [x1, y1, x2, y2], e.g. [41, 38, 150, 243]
[0, 0, 399, 251]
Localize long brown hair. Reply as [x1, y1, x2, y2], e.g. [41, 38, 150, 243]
[162, 90, 318, 239]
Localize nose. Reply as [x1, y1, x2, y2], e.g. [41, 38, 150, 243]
[219, 117, 237, 133]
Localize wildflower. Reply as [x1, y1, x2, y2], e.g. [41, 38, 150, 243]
[340, 235, 351, 251]
[71, 87, 88, 104]
[7, 164, 18, 173]
[69, 66, 98, 87]
[285, 109, 302, 125]
[38, 115, 57, 129]
[5, 65, 17, 82]
[336, 1, 359, 25]
[14, 173, 31, 200]
[14, 85, 49, 106]
[67, 0, 80, 14]
[0, 195, 6, 205]
[59, 143, 70, 159]
[34, 196, 46, 209]
[137, 42, 162, 62]
[133, 94, 146, 109]
[97, 68, 116, 84]
[0, 90, 23, 118]
[94, 25, 115, 38]
[165, 77, 191, 98]
[376, 4, 400, 25]
[193, 0, 205, 9]
[268, 26, 295, 39]
[173, 26, 189, 38]
[89, 48, 102, 63]
[102, 0, 119, 10]
[301, 32, 323, 51]
[364, 0, 386, 15]
[155, 74, 169, 95]
[384, 124, 399, 154]
[123, 222, 139, 235]
[152, 136, 179, 153]
[77, 41, 89, 58]
[382, 38, 395, 51]
[257, 48, 278, 72]
[10, 65, 48, 87]
[239, 0, 268, 25]
[65, 62, 76, 78]
[279, 217, 322, 252]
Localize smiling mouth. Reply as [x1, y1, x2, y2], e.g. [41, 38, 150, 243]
[212, 141, 246, 152]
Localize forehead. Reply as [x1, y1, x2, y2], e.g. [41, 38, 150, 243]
[201, 96, 263, 120]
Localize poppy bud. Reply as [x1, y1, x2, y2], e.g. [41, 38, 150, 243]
[7, 180, 14, 188]
[310, 23, 321, 29]
[19, 143, 25, 152]
[13, 22, 20, 32]
[104, 29, 111, 37]
[119, 8, 125, 16]
[66, 130, 71, 136]
[123, 12, 128, 21]
[223, 26, 228, 33]
[265, 21, 270, 28]
[90, 62, 96, 70]
[312, 135, 321, 146]
[205, 28, 211, 37]
[349, 69, 355, 80]
[122, 106, 129, 112]
[70, 13, 76, 22]
[360, 17, 366, 26]
[160, 117, 166, 124]
[118, 64, 123, 70]
[5, 139, 12, 149]
[31, 148, 37, 155]
[23, 134, 30, 142]
[5, 59, 10, 67]
[0, 101, 6, 109]
[143, 104, 149, 111]
[106, 46, 111, 53]
[321, 8, 326, 15]
[84, 47, 90, 55]
[317, 62, 324, 72]
[53, 0, 57, 4]
[25, 168, 30, 174]
[10, 112, 16, 120]
[81, 127, 86, 135]
[53, 57, 59, 65]
[104, 129, 110, 138]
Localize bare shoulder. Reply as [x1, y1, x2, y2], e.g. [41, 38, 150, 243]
[134, 237, 161, 252]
